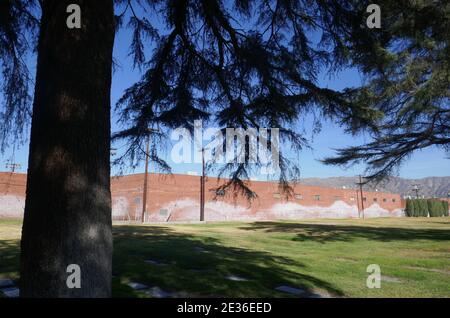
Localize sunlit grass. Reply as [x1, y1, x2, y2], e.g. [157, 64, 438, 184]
[1, 217, 449, 297]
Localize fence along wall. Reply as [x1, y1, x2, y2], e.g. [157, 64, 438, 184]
[0, 172, 406, 221]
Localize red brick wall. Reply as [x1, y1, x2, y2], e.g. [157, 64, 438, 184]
[110, 173, 404, 221]
[0, 172, 26, 217]
[0, 172, 408, 220]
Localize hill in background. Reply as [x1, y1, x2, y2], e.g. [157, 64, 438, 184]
[300, 176, 450, 198]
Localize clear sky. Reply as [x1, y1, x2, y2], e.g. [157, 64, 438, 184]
[1, 10, 448, 180]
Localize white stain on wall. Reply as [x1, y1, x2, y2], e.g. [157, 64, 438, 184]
[363, 204, 404, 217]
[0, 195, 25, 217]
[112, 196, 129, 219]
[0, 194, 403, 221]
[205, 201, 252, 221]
[266, 201, 360, 219]
[148, 198, 198, 222]
[147, 198, 253, 222]
[145, 199, 402, 222]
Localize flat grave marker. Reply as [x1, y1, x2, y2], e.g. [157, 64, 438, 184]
[275, 285, 306, 296]
[127, 282, 149, 290]
[144, 259, 168, 266]
[1, 287, 20, 298]
[226, 275, 250, 282]
[0, 279, 14, 288]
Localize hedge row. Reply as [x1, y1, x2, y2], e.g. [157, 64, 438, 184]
[405, 199, 449, 217]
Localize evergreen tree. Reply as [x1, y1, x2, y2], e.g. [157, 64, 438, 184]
[427, 199, 435, 217]
[405, 199, 414, 217]
[413, 199, 422, 217]
[323, 1, 450, 180]
[442, 201, 449, 217]
[419, 199, 429, 217]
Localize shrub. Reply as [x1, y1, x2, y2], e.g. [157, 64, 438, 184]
[437, 200, 442, 217]
[441, 201, 449, 217]
[411, 199, 420, 217]
[427, 199, 437, 217]
[412, 199, 425, 217]
[405, 199, 450, 217]
[427, 199, 434, 217]
[405, 199, 414, 217]
[436, 200, 443, 217]
[426, 199, 449, 217]
[419, 199, 429, 217]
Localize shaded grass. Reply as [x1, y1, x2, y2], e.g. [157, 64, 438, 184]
[0, 218, 449, 297]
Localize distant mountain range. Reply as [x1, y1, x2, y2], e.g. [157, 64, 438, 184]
[300, 176, 450, 198]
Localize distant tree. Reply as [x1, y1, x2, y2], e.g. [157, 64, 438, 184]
[323, 1, 450, 180]
[427, 199, 440, 217]
[427, 199, 435, 217]
[413, 199, 422, 217]
[419, 199, 429, 217]
[405, 199, 414, 217]
[442, 201, 449, 217]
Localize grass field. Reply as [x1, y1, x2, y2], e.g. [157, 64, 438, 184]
[0, 218, 449, 297]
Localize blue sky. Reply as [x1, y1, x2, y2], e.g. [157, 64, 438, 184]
[1, 9, 449, 180]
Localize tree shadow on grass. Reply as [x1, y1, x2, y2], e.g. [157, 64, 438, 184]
[0, 225, 347, 298]
[238, 222, 450, 244]
[0, 239, 20, 280]
[112, 225, 344, 298]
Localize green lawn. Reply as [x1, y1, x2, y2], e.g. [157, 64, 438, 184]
[1, 218, 449, 297]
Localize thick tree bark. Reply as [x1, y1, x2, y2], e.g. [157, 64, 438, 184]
[20, 0, 115, 297]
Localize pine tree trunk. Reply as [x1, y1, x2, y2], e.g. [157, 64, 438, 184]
[20, 0, 115, 297]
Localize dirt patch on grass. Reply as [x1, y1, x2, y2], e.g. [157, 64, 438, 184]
[405, 266, 450, 275]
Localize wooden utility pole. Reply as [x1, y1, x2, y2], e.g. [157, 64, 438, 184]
[356, 175, 365, 219]
[356, 189, 361, 218]
[200, 147, 206, 222]
[141, 128, 159, 223]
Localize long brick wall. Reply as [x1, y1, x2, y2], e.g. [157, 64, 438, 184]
[0, 171, 410, 221]
[111, 173, 405, 221]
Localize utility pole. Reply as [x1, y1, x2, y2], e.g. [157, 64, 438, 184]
[356, 189, 361, 218]
[356, 175, 365, 219]
[200, 147, 206, 222]
[5, 161, 21, 173]
[141, 128, 159, 223]
[412, 184, 420, 199]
